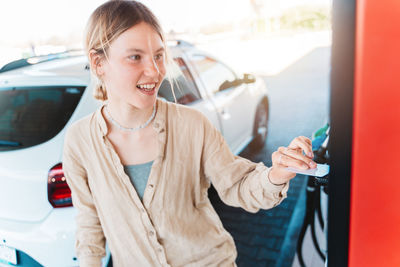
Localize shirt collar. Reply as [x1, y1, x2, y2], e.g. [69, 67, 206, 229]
[95, 98, 166, 137]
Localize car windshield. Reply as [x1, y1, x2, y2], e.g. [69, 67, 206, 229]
[0, 86, 85, 151]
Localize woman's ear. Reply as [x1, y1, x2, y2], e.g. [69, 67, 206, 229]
[88, 49, 105, 77]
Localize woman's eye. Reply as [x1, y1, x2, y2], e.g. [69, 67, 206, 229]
[129, 55, 141, 60]
[154, 54, 163, 60]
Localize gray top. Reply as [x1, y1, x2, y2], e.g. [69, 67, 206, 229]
[123, 160, 154, 200]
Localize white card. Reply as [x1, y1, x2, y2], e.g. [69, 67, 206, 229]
[284, 163, 329, 177]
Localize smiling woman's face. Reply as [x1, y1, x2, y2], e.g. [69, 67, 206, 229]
[99, 22, 166, 109]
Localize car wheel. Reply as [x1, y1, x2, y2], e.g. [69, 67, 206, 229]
[250, 101, 269, 152]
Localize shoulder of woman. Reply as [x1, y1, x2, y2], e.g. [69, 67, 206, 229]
[164, 101, 209, 127]
[64, 112, 94, 147]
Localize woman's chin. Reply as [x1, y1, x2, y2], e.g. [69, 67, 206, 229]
[133, 97, 157, 110]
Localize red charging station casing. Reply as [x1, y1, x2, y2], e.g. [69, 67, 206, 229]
[349, 0, 400, 266]
[329, 0, 400, 266]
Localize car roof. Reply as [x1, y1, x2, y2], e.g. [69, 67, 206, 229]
[0, 41, 192, 88]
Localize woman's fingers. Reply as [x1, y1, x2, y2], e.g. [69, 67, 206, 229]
[274, 152, 307, 169]
[269, 136, 316, 183]
[288, 136, 313, 158]
[299, 136, 312, 145]
[277, 147, 316, 169]
[274, 151, 312, 169]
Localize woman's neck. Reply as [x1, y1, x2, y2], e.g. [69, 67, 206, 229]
[104, 100, 156, 131]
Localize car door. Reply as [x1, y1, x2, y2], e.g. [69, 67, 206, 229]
[186, 53, 254, 153]
[157, 54, 222, 133]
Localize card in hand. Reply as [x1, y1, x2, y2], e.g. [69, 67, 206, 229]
[284, 163, 329, 177]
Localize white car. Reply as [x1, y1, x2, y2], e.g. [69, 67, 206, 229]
[0, 41, 270, 267]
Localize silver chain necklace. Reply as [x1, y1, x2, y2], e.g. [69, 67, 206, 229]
[104, 102, 156, 132]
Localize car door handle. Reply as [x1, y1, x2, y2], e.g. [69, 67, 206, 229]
[219, 108, 231, 120]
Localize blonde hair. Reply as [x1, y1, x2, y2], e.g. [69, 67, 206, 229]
[84, 0, 177, 102]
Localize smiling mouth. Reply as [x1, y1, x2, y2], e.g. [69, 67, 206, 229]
[136, 83, 156, 92]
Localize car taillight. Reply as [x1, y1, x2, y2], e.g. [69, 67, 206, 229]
[48, 163, 72, 208]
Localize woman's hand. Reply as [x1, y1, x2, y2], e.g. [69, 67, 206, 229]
[268, 136, 317, 185]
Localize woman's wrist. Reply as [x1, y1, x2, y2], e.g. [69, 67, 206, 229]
[267, 167, 286, 186]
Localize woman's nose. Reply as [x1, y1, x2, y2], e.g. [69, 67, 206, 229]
[143, 58, 159, 77]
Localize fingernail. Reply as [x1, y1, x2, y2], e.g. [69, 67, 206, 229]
[302, 164, 309, 169]
[308, 152, 313, 157]
[309, 161, 316, 167]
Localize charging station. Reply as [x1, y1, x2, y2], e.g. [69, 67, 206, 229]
[328, 0, 400, 266]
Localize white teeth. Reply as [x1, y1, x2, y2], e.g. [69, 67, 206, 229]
[137, 83, 156, 91]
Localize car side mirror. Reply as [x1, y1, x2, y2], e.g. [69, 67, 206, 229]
[243, 73, 256, 84]
[218, 79, 243, 91]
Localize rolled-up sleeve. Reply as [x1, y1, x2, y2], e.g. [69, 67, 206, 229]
[62, 128, 106, 267]
[201, 115, 289, 213]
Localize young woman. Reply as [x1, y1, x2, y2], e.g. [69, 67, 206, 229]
[62, 1, 317, 266]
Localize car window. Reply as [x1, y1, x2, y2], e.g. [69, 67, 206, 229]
[190, 55, 237, 96]
[0, 86, 85, 151]
[158, 57, 201, 105]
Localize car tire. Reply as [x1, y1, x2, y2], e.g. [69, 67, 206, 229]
[249, 100, 269, 152]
